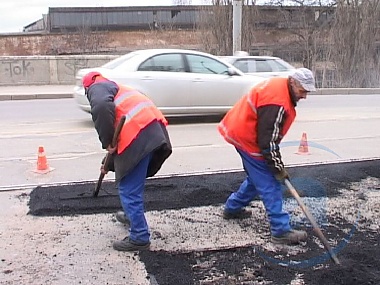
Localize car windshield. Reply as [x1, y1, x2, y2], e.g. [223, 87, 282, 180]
[138, 53, 186, 72]
[222, 56, 295, 73]
[186, 54, 229, 74]
[270, 59, 294, 71]
[102, 52, 138, 69]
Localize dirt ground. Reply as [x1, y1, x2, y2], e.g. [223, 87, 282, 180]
[2, 159, 380, 285]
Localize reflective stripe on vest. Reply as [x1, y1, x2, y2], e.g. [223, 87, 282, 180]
[247, 95, 257, 114]
[219, 121, 263, 158]
[122, 101, 156, 123]
[114, 90, 140, 106]
[218, 77, 295, 157]
[218, 121, 243, 148]
[113, 87, 167, 154]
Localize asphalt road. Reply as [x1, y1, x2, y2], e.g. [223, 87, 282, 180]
[1, 94, 380, 285]
[0, 94, 380, 190]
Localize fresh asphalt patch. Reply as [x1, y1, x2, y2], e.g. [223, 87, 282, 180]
[28, 159, 379, 216]
[28, 159, 380, 285]
[140, 228, 379, 285]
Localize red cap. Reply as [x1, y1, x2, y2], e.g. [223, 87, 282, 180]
[82, 72, 102, 88]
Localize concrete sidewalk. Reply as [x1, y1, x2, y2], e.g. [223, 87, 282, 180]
[0, 85, 74, 101]
[0, 85, 379, 101]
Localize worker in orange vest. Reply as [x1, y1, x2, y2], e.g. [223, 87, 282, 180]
[218, 68, 316, 245]
[83, 72, 172, 251]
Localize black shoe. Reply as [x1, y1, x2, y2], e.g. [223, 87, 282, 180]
[223, 208, 252, 220]
[113, 237, 150, 252]
[271, 229, 308, 245]
[115, 211, 130, 225]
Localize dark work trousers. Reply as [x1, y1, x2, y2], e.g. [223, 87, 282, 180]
[224, 148, 291, 236]
[118, 152, 153, 243]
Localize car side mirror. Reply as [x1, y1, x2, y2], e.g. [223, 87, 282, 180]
[227, 67, 239, 76]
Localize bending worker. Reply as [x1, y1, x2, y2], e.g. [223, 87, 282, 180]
[82, 72, 172, 251]
[218, 68, 316, 245]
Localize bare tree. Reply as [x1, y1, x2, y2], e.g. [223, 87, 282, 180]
[197, 0, 333, 61]
[264, 0, 380, 87]
[328, 0, 380, 87]
[263, 0, 335, 71]
[198, 0, 260, 55]
[198, 1, 233, 55]
[46, 25, 106, 55]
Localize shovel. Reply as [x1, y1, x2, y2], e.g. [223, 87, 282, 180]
[93, 115, 126, 197]
[284, 178, 340, 265]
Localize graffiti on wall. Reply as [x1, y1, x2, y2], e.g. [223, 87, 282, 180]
[64, 59, 90, 77]
[0, 56, 117, 85]
[2, 60, 34, 78]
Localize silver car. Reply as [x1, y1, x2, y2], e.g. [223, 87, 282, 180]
[221, 55, 296, 78]
[73, 49, 265, 116]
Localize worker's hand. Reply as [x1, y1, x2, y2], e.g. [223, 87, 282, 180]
[100, 164, 109, 175]
[106, 144, 117, 154]
[275, 168, 290, 182]
[101, 154, 115, 173]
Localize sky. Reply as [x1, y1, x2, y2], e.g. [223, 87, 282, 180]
[0, 0, 208, 33]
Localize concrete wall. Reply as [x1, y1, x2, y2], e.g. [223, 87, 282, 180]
[0, 55, 118, 86]
[0, 30, 201, 56]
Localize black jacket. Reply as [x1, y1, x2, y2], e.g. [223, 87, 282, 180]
[87, 80, 172, 183]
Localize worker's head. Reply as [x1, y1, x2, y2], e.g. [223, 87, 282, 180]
[82, 71, 102, 95]
[289, 68, 316, 101]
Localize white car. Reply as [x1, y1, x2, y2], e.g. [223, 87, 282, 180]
[221, 55, 296, 78]
[73, 49, 265, 116]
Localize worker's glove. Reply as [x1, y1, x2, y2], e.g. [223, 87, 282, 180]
[275, 168, 290, 182]
[101, 154, 115, 173]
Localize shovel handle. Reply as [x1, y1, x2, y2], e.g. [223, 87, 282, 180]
[93, 116, 126, 197]
[284, 179, 340, 265]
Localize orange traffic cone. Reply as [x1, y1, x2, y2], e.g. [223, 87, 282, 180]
[296, 132, 310, 155]
[33, 146, 54, 174]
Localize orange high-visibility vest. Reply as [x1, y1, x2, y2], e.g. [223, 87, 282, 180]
[113, 85, 168, 154]
[218, 77, 296, 157]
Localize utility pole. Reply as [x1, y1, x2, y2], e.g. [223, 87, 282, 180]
[232, 0, 242, 55]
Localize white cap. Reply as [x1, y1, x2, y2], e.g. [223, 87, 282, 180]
[291, 68, 316, 92]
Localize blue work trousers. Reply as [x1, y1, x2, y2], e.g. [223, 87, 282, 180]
[225, 148, 291, 236]
[118, 152, 153, 243]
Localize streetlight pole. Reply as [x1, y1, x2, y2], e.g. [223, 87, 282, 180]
[232, 0, 242, 55]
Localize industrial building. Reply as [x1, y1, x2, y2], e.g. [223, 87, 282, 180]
[23, 5, 333, 33]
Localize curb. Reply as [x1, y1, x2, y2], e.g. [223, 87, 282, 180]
[0, 88, 379, 102]
[0, 93, 73, 101]
[311, 88, 380, 95]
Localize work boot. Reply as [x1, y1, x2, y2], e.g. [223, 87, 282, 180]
[113, 237, 150, 252]
[115, 211, 130, 225]
[271, 229, 308, 245]
[223, 208, 252, 220]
